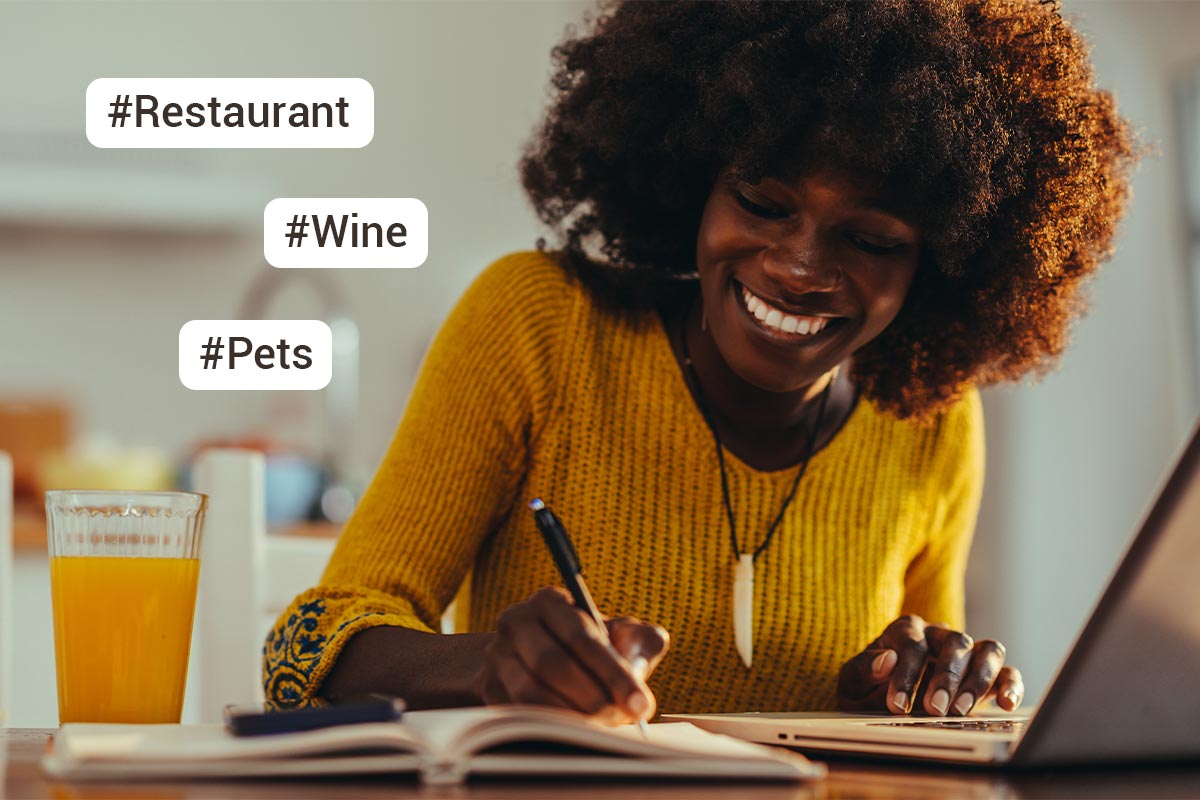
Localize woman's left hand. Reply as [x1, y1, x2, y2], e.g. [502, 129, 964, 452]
[836, 614, 1024, 716]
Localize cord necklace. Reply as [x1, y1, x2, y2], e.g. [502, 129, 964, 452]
[678, 305, 835, 668]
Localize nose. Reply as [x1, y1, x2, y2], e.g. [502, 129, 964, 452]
[761, 225, 843, 294]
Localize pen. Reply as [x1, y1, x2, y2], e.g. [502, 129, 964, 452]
[529, 497, 650, 739]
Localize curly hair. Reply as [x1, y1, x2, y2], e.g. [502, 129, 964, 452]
[519, 0, 1139, 420]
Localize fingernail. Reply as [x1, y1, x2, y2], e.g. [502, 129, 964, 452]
[892, 691, 908, 713]
[1003, 690, 1019, 708]
[628, 690, 650, 718]
[930, 688, 950, 715]
[953, 692, 975, 716]
[628, 656, 649, 680]
[871, 650, 895, 677]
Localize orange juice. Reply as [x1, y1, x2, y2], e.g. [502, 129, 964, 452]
[50, 555, 200, 723]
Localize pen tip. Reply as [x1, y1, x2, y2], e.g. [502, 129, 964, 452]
[529, 498, 545, 511]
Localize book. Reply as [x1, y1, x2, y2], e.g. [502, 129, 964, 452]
[43, 705, 825, 785]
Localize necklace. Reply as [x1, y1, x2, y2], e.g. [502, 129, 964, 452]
[678, 305, 836, 669]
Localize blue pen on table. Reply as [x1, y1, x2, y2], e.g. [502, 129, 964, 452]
[529, 498, 651, 739]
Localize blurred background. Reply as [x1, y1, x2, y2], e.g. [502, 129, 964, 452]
[1, 0, 1199, 726]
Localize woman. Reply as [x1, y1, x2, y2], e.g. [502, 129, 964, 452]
[264, 0, 1135, 725]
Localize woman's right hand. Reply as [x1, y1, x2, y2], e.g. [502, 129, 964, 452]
[478, 587, 669, 724]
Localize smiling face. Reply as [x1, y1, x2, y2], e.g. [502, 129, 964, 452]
[694, 167, 921, 394]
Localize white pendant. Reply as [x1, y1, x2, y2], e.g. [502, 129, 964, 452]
[733, 553, 754, 668]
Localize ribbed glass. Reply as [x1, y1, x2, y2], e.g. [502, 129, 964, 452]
[45, 491, 206, 559]
[45, 490, 208, 724]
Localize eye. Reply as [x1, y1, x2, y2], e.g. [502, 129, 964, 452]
[847, 234, 906, 256]
[733, 190, 789, 220]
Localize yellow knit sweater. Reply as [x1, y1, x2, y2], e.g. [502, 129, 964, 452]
[263, 250, 985, 714]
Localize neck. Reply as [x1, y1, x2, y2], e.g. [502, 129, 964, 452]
[681, 292, 840, 439]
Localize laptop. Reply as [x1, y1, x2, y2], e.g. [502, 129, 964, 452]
[664, 420, 1200, 766]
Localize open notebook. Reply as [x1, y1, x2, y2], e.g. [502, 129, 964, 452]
[43, 706, 825, 785]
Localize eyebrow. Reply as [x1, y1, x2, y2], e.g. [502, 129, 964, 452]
[854, 195, 911, 220]
[731, 171, 918, 228]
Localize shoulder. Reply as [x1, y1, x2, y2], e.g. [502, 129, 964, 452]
[858, 385, 983, 450]
[457, 250, 578, 314]
[433, 250, 585, 391]
[930, 387, 985, 493]
[435, 250, 582, 364]
[936, 387, 983, 450]
[854, 386, 983, 489]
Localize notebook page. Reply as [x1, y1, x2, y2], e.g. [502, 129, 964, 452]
[401, 707, 812, 764]
[54, 721, 427, 763]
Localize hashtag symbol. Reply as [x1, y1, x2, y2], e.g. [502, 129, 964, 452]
[285, 214, 309, 247]
[108, 95, 131, 128]
[200, 336, 224, 369]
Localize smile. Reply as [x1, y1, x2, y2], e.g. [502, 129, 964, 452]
[739, 284, 838, 337]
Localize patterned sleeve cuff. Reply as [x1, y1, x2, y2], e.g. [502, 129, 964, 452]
[262, 586, 436, 709]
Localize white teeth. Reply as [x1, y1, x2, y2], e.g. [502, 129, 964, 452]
[740, 285, 833, 336]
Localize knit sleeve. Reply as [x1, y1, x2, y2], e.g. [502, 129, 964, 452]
[263, 251, 573, 708]
[901, 388, 985, 631]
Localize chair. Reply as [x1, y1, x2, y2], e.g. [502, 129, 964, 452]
[0, 452, 12, 726]
[189, 449, 335, 723]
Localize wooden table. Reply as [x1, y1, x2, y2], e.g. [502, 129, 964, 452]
[6, 729, 1200, 799]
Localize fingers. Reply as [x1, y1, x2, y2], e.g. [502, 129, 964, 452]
[505, 613, 613, 716]
[835, 615, 1023, 718]
[483, 587, 664, 723]
[836, 615, 928, 715]
[991, 665, 1024, 712]
[884, 616, 930, 715]
[921, 625, 975, 716]
[608, 616, 670, 676]
[949, 639, 1007, 716]
[836, 647, 897, 711]
[607, 617, 669, 712]
[540, 600, 654, 720]
[487, 635, 579, 710]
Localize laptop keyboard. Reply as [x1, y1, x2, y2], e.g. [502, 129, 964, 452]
[867, 719, 1027, 734]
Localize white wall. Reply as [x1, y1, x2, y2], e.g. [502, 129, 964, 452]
[0, 0, 589, 473]
[966, 0, 1200, 701]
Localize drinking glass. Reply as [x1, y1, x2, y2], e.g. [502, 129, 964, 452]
[46, 490, 207, 724]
